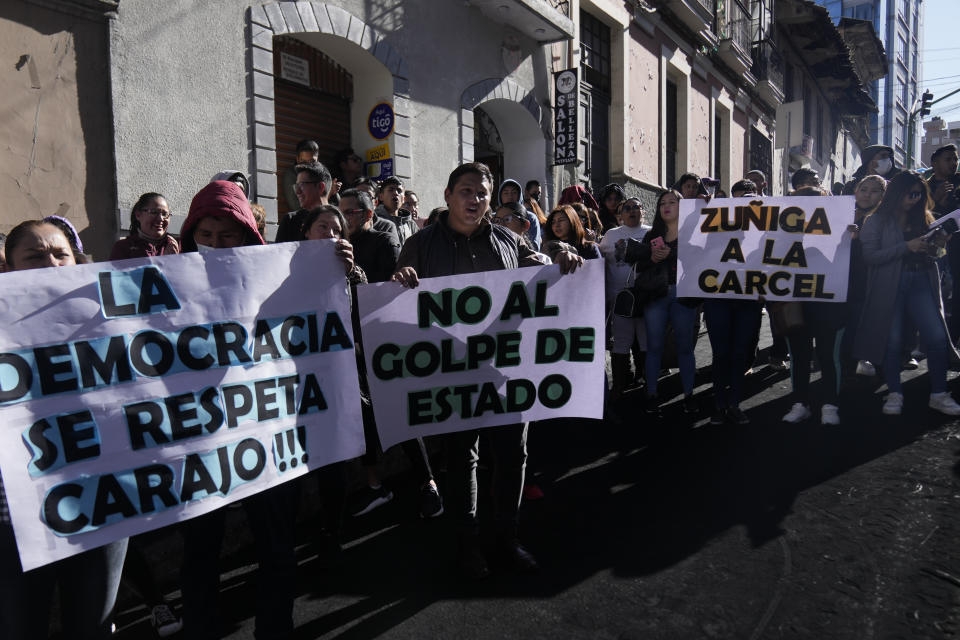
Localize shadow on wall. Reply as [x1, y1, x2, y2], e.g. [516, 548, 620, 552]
[0, 0, 116, 260]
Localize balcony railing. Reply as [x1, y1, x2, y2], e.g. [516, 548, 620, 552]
[547, 0, 570, 17]
[665, 0, 716, 40]
[719, 0, 751, 53]
[751, 39, 784, 92]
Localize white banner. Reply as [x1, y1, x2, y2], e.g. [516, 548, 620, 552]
[356, 260, 606, 449]
[676, 196, 855, 302]
[0, 241, 363, 570]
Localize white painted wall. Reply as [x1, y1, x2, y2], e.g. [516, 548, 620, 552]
[109, 0, 551, 229]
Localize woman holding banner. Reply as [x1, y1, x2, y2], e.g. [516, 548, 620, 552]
[618, 189, 699, 416]
[855, 172, 960, 416]
[543, 205, 602, 260]
[843, 175, 886, 377]
[0, 219, 129, 639]
[176, 180, 304, 640]
[780, 187, 848, 426]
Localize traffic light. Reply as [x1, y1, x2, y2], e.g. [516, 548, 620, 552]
[920, 90, 934, 117]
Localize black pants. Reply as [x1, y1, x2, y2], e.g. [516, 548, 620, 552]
[446, 423, 528, 537]
[180, 481, 299, 640]
[786, 328, 843, 406]
[703, 300, 762, 408]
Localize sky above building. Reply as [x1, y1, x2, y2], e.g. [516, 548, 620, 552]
[921, 0, 960, 123]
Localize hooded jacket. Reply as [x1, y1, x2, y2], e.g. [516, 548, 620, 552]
[180, 180, 265, 252]
[499, 178, 542, 249]
[375, 203, 418, 245]
[842, 145, 901, 195]
[558, 185, 600, 211]
[596, 183, 626, 232]
[210, 171, 250, 197]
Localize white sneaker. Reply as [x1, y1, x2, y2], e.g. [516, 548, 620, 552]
[882, 392, 903, 415]
[821, 404, 840, 425]
[929, 392, 960, 416]
[782, 402, 811, 423]
[855, 360, 876, 376]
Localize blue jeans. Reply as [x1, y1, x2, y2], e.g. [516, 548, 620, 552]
[883, 269, 951, 393]
[0, 523, 127, 639]
[703, 299, 762, 408]
[644, 285, 697, 396]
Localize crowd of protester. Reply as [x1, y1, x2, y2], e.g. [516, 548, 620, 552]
[2, 138, 960, 639]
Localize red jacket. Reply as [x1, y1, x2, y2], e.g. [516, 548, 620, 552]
[558, 185, 599, 211]
[109, 233, 180, 261]
[180, 181, 265, 251]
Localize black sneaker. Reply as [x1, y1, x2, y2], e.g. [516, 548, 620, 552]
[682, 395, 698, 415]
[314, 530, 345, 569]
[726, 406, 750, 425]
[350, 485, 393, 516]
[458, 535, 490, 580]
[498, 537, 539, 573]
[710, 408, 726, 425]
[420, 483, 444, 518]
[151, 604, 182, 638]
[644, 395, 661, 416]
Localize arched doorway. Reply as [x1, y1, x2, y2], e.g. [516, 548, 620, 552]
[459, 78, 547, 206]
[248, 2, 412, 237]
[473, 106, 504, 193]
[273, 36, 353, 216]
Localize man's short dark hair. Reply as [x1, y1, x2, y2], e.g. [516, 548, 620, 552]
[295, 139, 319, 154]
[334, 147, 356, 166]
[339, 187, 374, 213]
[745, 169, 766, 182]
[932, 144, 958, 163]
[730, 179, 757, 195]
[446, 162, 493, 192]
[295, 161, 333, 194]
[379, 176, 403, 192]
[355, 177, 379, 191]
[791, 167, 821, 190]
[525, 179, 541, 191]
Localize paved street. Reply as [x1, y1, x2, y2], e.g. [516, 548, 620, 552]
[111, 324, 960, 639]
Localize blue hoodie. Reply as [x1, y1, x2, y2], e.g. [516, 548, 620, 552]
[499, 178, 541, 249]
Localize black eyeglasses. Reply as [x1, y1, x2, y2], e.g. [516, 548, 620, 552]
[493, 214, 525, 225]
[622, 204, 642, 212]
[906, 190, 925, 200]
[140, 208, 171, 220]
[342, 208, 366, 216]
[295, 181, 319, 191]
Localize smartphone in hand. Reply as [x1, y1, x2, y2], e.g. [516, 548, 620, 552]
[650, 236, 665, 249]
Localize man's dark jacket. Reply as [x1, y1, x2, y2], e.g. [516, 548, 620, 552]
[352, 227, 400, 283]
[396, 211, 543, 277]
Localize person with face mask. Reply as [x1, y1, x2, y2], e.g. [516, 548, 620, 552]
[842, 145, 900, 195]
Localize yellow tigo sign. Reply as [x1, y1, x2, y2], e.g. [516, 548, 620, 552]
[365, 143, 391, 163]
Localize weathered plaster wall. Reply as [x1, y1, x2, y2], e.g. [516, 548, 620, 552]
[0, 0, 115, 259]
[627, 22, 659, 185]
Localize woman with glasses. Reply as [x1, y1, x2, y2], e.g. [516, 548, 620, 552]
[109, 192, 180, 260]
[492, 202, 537, 249]
[855, 172, 960, 416]
[599, 198, 651, 396]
